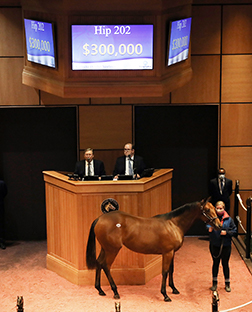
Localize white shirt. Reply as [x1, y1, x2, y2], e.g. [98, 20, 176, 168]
[125, 156, 134, 175]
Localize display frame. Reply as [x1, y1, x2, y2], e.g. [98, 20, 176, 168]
[167, 17, 192, 67]
[24, 18, 57, 69]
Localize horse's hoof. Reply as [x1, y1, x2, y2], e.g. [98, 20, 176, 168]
[164, 296, 172, 302]
[173, 289, 180, 294]
[114, 294, 120, 299]
[99, 291, 106, 296]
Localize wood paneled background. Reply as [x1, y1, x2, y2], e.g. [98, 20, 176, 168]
[0, 1, 251, 236]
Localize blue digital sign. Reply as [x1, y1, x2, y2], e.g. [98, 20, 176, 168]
[71, 25, 153, 70]
[167, 17, 192, 66]
[24, 19, 56, 68]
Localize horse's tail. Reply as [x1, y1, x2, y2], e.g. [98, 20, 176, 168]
[86, 218, 99, 270]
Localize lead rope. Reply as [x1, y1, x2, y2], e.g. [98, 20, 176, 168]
[212, 237, 224, 259]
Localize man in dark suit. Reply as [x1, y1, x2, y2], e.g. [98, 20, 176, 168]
[113, 143, 146, 179]
[209, 168, 233, 213]
[0, 179, 7, 249]
[74, 148, 106, 178]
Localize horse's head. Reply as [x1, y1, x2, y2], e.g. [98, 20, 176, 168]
[200, 198, 222, 230]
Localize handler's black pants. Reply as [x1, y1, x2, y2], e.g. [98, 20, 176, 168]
[210, 244, 231, 281]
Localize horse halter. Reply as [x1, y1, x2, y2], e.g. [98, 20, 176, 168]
[200, 205, 218, 225]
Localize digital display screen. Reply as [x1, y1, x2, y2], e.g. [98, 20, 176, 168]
[167, 17, 192, 66]
[71, 25, 153, 70]
[24, 18, 56, 68]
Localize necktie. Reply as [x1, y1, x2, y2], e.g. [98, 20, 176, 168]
[221, 180, 224, 191]
[88, 162, 91, 176]
[128, 158, 133, 175]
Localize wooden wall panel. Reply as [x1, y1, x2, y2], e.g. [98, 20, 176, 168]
[220, 147, 252, 189]
[89, 149, 122, 175]
[171, 55, 220, 103]
[0, 8, 23, 56]
[122, 93, 171, 104]
[221, 104, 252, 146]
[0, 59, 39, 105]
[222, 55, 252, 103]
[191, 5, 221, 55]
[79, 105, 132, 150]
[41, 91, 89, 105]
[223, 5, 252, 54]
[91, 98, 120, 104]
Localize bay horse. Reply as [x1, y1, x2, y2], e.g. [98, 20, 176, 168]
[86, 198, 222, 302]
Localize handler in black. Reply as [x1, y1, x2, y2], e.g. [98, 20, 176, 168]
[0, 180, 7, 249]
[113, 143, 146, 179]
[209, 168, 233, 213]
[74, 148, 106, 178]
[207, 201, 237, 292]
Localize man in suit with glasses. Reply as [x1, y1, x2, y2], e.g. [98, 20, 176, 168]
[113, 143, 146, 179]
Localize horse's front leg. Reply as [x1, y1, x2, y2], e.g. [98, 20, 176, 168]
[168, 256, 179, 294]
[161, 251, 174, 302]
[161, 270, 170, 301]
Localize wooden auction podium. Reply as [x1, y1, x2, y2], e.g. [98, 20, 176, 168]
[43, 169, 173, 286]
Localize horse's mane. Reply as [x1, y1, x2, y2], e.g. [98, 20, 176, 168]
[153, 202, 198, 220]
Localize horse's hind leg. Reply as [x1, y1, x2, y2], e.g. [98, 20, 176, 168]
[95, 264, 106, 296]
[101, 251, 120, 299]
[95, 249, 106, 296]
[102, 264, 120, 299]
[168, 256, 179, 294]
[96, 248, 121, 299]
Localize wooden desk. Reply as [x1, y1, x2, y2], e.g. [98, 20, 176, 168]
[43, 169, 173, 285]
